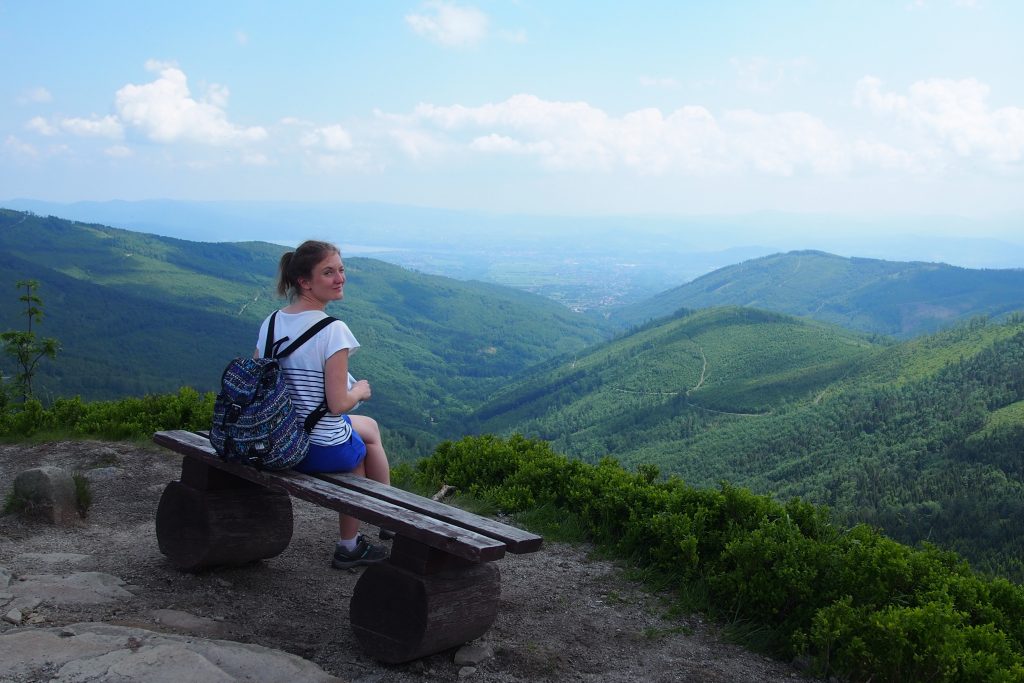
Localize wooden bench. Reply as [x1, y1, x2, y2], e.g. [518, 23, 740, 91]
[152, 430, 543, 664]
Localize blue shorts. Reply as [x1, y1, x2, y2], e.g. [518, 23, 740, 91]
[292, 416, 367, 473]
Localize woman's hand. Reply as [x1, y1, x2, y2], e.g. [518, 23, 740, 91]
[351, 379, 372, 402]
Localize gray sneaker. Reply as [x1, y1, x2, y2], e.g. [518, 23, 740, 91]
[332, 535, 388, 569]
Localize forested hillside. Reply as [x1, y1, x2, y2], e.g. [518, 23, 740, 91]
[662, 316, 1024, 579]
[0, 209, 610, 453]
[612, 250, 1024, 338]
[474, 309, 1024, 579]
[468, 306, 878, 450]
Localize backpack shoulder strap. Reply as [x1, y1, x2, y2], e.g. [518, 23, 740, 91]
[303, 402, 331, 432]
[275, 316, 338, 359]
[267, 314, 340, 434]
[262, 311, 280, 358]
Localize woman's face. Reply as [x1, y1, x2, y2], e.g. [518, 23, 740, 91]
[299, 251, 346, 304]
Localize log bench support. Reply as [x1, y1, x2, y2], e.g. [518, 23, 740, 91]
[152, 430, 541, 664]
[351, 550, 500, 663]
[156, 458, 293, 569]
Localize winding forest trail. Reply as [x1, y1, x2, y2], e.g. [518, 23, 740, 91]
[596, 340, 765, 417]
[687, 344, 708, 395]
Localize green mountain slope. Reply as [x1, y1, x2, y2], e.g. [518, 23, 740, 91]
[672, 317, 1024, 578]
[613, 250, 1024, 338]
[475, 307, 1024, 579]
[469, 306, 878, 458]
[0, 209, 610, 453]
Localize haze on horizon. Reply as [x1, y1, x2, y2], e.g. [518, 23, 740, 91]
[2, 1, 1023, 248]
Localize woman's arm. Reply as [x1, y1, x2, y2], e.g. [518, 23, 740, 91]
[324, 348, 371, 414]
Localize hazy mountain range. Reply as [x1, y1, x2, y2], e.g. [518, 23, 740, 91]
[610, 249, 1024, 337]
[5, 199, 1024, 311]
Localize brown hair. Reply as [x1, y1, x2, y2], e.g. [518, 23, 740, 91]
[276, 240, 340, 299]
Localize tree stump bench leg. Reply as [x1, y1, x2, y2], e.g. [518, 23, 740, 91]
[155, 458, 293, 571]
[349, 536, 501, 664]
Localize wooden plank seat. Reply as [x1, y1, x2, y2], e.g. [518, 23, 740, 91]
[152, 429, 543, 663]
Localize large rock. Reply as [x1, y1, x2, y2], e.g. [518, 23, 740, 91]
[7, 571, 135, 604]
[0, 622, 345, 682]
[10, 466, 79, 524]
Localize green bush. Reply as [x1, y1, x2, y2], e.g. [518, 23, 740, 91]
[0, 387, 214, 440]
[407, 434, 1024, 682]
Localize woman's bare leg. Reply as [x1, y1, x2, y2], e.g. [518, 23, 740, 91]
[338, 415, 391, 538]
[349, 415, 390, 485]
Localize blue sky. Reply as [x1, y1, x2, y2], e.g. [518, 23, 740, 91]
[2, 1, 1023, 222]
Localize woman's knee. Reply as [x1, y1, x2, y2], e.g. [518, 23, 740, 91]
[351, 415, 381, 443]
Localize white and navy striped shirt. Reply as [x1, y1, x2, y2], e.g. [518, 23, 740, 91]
[256, 310, 360, 446]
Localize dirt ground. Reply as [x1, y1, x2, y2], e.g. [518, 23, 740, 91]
[0, 440, 809, 682]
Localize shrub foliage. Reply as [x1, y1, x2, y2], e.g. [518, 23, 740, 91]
[0, 387, 214, 440]
[399, 434, 1024, 682]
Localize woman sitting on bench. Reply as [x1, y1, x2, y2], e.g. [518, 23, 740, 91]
[257, 239, 391, 569]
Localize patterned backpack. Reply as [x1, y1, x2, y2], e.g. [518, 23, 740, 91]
[209, 312, 336, 470]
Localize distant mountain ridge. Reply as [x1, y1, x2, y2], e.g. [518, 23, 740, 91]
[8, 199, 1024, 313]
[613, 250, 1024, 338]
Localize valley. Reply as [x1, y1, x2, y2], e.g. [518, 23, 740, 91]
[3, 207, 1024, 581]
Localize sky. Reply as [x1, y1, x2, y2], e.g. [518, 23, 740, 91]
[2, 1, 1024, 223]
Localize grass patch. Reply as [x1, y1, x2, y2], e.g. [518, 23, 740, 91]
[2, 489, 29, 515]
[513, 502, 588, 543]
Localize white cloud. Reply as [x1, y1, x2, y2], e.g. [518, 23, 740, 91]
[104, 145, 134, 158]
[388, 127, 446, 161]
[17, 87, 53, 105]
[852, 140, 920, 171]
[725, 110, 846, 175]
[412, 94, 610, 134]
[60, 115, 124, 139]
[26, 116, 58, 136]
[469, 133, 552, 156]
[856, 76, 1024, 163]
[388, 94, 852, 176]
[301, 124, 353, 152]
[5, 135, 39, 158]
[289, 120, 369, 171]
[469, 133, 524, 153]
[406, 1, 488, 47]
[242, 152, 271, 166]
[385, 84, 1024, 179]
[204, 83, 231, 109]
[26, 114, 123, 139]
[614, 106, 723, 174]
[114, 62, 267, 146]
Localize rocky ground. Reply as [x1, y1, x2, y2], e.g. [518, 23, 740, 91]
[0, 440, 810, 682]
